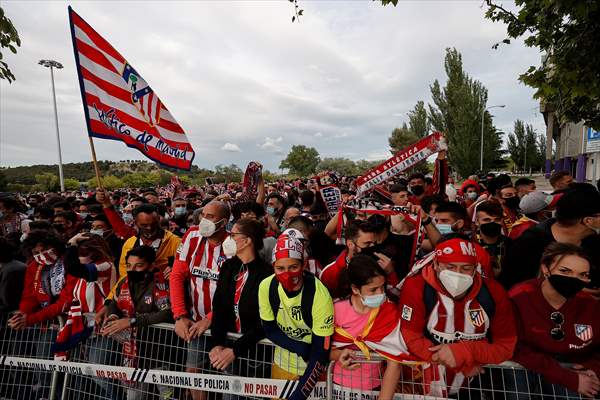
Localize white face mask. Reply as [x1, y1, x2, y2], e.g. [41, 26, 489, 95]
[89, 229, 105, 237]
[438, 269, 473, 298]
[360, 293, 386, 308]
[222, 236, 237, 258]
[198, 218, 222, 237]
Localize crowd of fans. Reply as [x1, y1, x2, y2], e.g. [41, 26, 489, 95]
[1, 165, 600, 400]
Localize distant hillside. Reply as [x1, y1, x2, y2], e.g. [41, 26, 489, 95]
[1, 160, 203, 185]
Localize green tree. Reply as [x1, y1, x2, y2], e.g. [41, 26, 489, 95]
[64, 178, 80, 190]
[121, 173, 158, 188]
[407, 101, 430, 138]
[279, 145, 320, 177]
[316, 157, 357, 176]
[35, 173, 59, 192]
[507, 120, 544, 172]
[485, 0, 600, 129]
[87, 175, 125, 190]
[389, 123, 418, 154]
[214, 164, 243, 183]
[262, 170, 279, 183]
[0, 7, 20, 83]
[428, 48, 503, 176]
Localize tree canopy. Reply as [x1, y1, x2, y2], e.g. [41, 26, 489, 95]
[485, 0, 600, 129]
[0, 7, 21, 83]
[279, 145, 320, 176]
[507, 119, 545, 172]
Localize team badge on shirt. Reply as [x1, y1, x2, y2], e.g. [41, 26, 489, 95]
[402, 305, 413, 321]
[469, 308, 485, 327]
[144, 295, 152, 305]
[575, 324, 593, 341]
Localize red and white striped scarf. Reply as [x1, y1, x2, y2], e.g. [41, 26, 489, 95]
[53, 261, 116, 360]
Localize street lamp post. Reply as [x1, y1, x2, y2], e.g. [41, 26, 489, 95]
[480, 104, 506, 172]
[39, 59, 65, 192]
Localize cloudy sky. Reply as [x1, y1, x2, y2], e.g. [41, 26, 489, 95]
[0, 0, 545, 172]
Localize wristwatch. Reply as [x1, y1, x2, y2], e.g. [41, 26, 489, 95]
[422, 216, 433, 226]
[129, 317, 137, 327]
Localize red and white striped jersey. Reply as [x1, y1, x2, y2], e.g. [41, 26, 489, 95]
[174, 227, 230, 320]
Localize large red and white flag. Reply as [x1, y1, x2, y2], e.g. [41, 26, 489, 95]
[68, 7, 196, 170]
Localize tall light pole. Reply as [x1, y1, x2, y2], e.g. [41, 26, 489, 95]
[480, 104, 506, 171]
[39, 59, 65, 192]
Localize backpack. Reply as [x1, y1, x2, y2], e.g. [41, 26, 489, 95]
[268, 272, 316, 329]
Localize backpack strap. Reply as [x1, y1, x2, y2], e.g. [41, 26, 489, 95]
[476, 282, 496, 319]
[423, 282, 437, 315]
[300, 272, 316, 329]
[268, 276, 281, 322]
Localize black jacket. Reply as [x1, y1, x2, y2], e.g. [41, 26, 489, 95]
[211, 256, 272, 357]
[500, 218, 600, 290]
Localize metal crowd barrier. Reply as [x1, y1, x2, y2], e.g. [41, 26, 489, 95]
[0, 313, 591, 400]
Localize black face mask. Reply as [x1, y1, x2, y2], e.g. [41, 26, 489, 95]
[127, 270, 149, 283]
[504, 197, 520, 210]
[410, 185, 425, 196]
[480, 221, 502, 237]
[548, 274, 586, 299]
[52, 223, 65, 232]
[357, 245, 377, 257]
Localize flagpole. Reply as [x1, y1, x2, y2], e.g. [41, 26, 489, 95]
[88, 136, 103, 189]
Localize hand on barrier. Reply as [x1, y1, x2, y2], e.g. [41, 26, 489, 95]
[7, 311, 27, 330]
[577, 370, 600, 398]
[101, 317, 130, 336]
[464, 365, 485, 377]
[429, 344, 457, 369]
[190, 318, 211, 339]
[209, 347, 235, 371]
[338, 349, 360, 371]
[174, 317, 193, 342]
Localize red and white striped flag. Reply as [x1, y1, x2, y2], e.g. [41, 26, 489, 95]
[68, 7, 196, 170]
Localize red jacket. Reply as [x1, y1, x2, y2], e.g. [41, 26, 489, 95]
[510, 279, 600, 391]
[19, 260, 77, 326]
[104, 206, 136, 240]
[399, 264, 516, 374]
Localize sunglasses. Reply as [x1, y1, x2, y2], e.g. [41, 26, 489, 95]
[550, 311, 565, 341]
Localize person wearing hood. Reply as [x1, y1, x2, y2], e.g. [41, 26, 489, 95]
[509, 243, 600, 399]
[398, 237, 516, 397]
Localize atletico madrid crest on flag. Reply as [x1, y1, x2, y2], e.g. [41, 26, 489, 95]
[68, 7, 196, 170]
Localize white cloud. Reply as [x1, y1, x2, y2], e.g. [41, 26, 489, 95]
[221, 142, 241, 152]
[314, 132, 323, 137]
[334, 132, 349, 138]
[258, 136, 284, 152]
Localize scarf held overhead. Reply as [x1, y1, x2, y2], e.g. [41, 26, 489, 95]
[355, 132, 447, 196]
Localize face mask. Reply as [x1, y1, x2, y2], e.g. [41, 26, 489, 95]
[222, 236, 238, 258]
[199, 218, 222, 237]
[174, 207, 187, 217]
[276, 269, 303, 292]
[410, 185, 425, 196]
[548, 274, 586, 299]
[122, 213, 134, 224]
[266, 206, 276, 216]
[79, 212, 89, 219]
[357, 244, 377, 257]
[504, 197, 520, 210]
[127, 270, 148, 283]
[438, 269, 473, 297]
[52, 223, 65, 232]
[466, 192, 478, 200]
[360, 293, 386, 308]
[34, 249, 58, 266]
[436, 223, 454, 235]
[79, 256, 93, 264]
[90, 229, 105, 237]
[479, 221, 502, 237]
